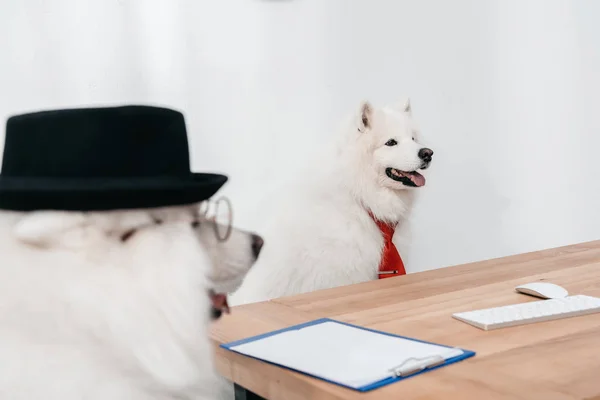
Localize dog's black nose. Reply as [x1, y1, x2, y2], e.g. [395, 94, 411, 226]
[251, 234, 264, 259]
[418, 148, 434, 162]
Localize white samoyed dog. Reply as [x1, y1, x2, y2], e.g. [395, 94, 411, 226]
[0, 204, 262, 400]
[230, 99, 433, 305]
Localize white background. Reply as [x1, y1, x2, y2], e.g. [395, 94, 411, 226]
[1, 0, 599, 272]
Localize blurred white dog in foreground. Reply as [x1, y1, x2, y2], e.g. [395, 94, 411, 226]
[0, 104, 264, 400]
[0, 205, 262, 400]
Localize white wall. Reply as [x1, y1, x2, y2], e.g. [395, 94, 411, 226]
[2, 0, 599, 272]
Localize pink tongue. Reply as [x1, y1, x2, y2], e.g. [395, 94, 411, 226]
[408, 172, 426, 187]
[210, 292, 230, 314]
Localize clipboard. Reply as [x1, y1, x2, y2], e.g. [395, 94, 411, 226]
[221, 318, 476, 392]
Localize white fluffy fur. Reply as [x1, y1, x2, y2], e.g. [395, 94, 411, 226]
[0, 204, 256, 400]
[231, 99, 430, 305]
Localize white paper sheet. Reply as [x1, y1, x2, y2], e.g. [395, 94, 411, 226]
[229, 321, 463, 389]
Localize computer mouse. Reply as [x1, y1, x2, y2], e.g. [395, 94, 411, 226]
[514, 282, 569, 299]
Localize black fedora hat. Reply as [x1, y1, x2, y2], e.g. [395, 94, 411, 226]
[0, 105, 228, 211]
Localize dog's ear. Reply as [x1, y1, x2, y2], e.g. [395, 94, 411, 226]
[403, 98, 412, 115]
[357, 101, 373, 132]
[390, 98, 412, 116]
[14, 211, 89, 248]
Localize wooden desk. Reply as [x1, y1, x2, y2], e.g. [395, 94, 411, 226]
[211, 240, 600, 400]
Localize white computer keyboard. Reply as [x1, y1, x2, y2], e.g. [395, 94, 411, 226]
[452, 295, 600, 331]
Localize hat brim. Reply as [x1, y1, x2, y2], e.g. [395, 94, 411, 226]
[0, 173, 228, 211]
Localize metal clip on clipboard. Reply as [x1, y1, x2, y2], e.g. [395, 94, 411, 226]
[389, 348, 463, 377]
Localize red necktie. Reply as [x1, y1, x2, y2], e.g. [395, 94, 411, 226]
[369, 212, 406, 279]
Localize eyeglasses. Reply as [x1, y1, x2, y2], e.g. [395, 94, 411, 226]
[199, 196, 233, 242]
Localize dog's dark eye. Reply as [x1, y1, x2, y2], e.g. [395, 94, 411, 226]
[385, 139, 398, 147]
[191, 220, 200, 228]
[412, 137, 415, 141]
[120, 229, 137, 242]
